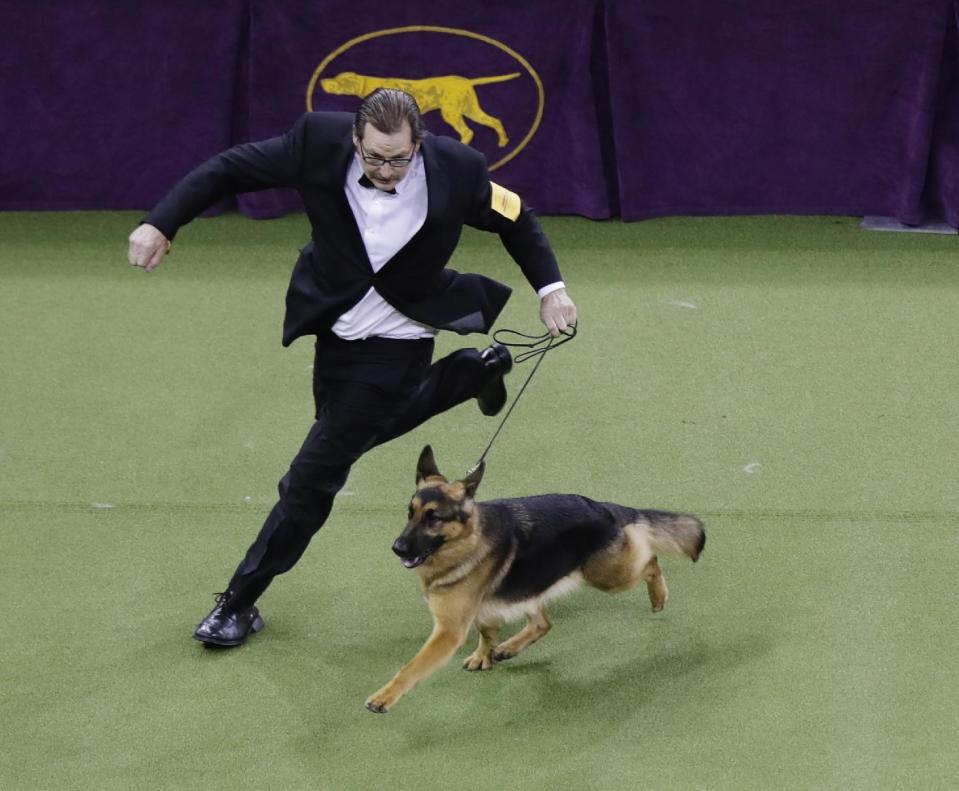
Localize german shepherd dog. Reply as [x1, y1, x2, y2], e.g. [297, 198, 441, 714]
[365, 446, 705, 713]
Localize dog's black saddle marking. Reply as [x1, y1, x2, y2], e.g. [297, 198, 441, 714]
[481, 494, 629, 602]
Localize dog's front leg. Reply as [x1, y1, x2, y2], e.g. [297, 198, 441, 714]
[366, 586, 483, 713]
[365, 623, 469, 713]
[463, 618, 503, 671]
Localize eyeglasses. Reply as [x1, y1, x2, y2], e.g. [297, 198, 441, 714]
[358, 139, 415, 168]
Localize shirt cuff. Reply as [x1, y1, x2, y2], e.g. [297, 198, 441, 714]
[536, 281, 566, 299]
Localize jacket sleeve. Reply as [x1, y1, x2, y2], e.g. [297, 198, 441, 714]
[464, 157, 563, 294]
[143, 115, 309, 240]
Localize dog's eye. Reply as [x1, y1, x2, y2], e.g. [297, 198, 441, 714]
[407, 505, 414, 520]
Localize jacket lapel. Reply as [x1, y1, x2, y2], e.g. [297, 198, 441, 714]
[421, 136, 449, 227]
[329, 135, 373, 272]
[376, 137, 448, 275]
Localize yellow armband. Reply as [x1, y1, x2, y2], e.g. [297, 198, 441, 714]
[490, 182, 521, 221]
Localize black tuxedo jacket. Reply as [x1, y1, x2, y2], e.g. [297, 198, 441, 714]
[145, 112, 562, 346]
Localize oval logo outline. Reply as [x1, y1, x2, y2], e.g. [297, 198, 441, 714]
[306, 25, 544, 171]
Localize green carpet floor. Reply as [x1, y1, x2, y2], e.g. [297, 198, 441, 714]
[2, 212, 957, 790]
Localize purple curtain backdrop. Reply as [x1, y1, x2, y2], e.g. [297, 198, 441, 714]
[1, 0, 956, 226]
[0, 1, 248, 211]
[605, 0, 958, 225]
[922, 1, 959, 226]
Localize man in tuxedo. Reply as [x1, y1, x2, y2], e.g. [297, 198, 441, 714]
[127, 89, 577, 647]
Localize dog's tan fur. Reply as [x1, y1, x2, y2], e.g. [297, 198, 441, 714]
[321, 71, 519, 147]
[364, 448, 704, 712]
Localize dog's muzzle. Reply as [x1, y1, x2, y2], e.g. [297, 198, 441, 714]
[391, 536, 434, 569]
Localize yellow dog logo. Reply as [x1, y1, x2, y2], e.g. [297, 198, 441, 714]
[321, 71, 519, 148]
[306, 26, 544, 171]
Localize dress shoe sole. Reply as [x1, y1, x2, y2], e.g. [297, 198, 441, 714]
[193, 614, 265, 647]
[477, 344, 512, 416]
[477, 379, 507, 416]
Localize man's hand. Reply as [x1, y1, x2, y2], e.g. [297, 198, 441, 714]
[127, 224, 171, 272]
[540, 287, 578, 337]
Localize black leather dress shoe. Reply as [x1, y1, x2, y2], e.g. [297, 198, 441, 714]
[476, 342, 513, 416]
[193, 591, 264, 647]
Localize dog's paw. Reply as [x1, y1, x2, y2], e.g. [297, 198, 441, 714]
[647, 577, 669, 612]
[491, 647, 516, 663]
[365, 688, 396, 713]
[463, 651, 495, 671]
[648, 588, 668, 613]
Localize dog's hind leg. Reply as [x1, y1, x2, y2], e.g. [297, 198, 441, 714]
[583, 528, 669, 612]
[463, 617, 503, 671]
[464, 107, 510, 147]
[644, 555, 669, 613]
[492, 607, 552, 662]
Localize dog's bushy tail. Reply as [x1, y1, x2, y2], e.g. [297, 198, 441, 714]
[470, 73, 522, 85]
[636, 510, 706, 562]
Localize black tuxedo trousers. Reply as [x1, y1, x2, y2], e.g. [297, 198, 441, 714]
[226, 335, 486, 607]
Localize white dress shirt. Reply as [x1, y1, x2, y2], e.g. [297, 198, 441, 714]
[332, 152, 434, 340]
[332, 151, 564, 341]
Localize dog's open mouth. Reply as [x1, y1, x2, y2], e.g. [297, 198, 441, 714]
[400, 553, 430, 569]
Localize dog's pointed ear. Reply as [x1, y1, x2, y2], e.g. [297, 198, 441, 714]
[416, 445, 441, 485]
[461, 461, 485, 498]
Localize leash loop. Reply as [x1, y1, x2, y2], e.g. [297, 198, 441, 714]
[470, 323, 577, 473]
[492, 323, 577, 363]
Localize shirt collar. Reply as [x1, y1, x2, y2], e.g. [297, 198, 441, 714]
[349, 150, 423, 196]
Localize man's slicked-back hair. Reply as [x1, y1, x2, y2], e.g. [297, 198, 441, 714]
[354, 88, 426, 143]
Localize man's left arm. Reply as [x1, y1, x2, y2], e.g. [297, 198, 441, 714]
[467, 175, 577, 337]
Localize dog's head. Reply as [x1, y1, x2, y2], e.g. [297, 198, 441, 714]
[320, 72, 363, 96]
[391, 445, 484, 570]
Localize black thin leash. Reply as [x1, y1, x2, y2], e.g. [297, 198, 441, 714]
[469, 323, 577, 473]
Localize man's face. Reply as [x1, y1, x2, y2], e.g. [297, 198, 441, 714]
[353, 121, 419, 192]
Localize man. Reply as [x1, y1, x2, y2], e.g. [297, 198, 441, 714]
[127, 89, 577, 647]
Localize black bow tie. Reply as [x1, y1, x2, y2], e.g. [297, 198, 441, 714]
[358, 174, 396, 195]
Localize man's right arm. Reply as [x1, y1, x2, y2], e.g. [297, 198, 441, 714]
[127, 115, 309, 270]
[127, 223, 171, 272]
